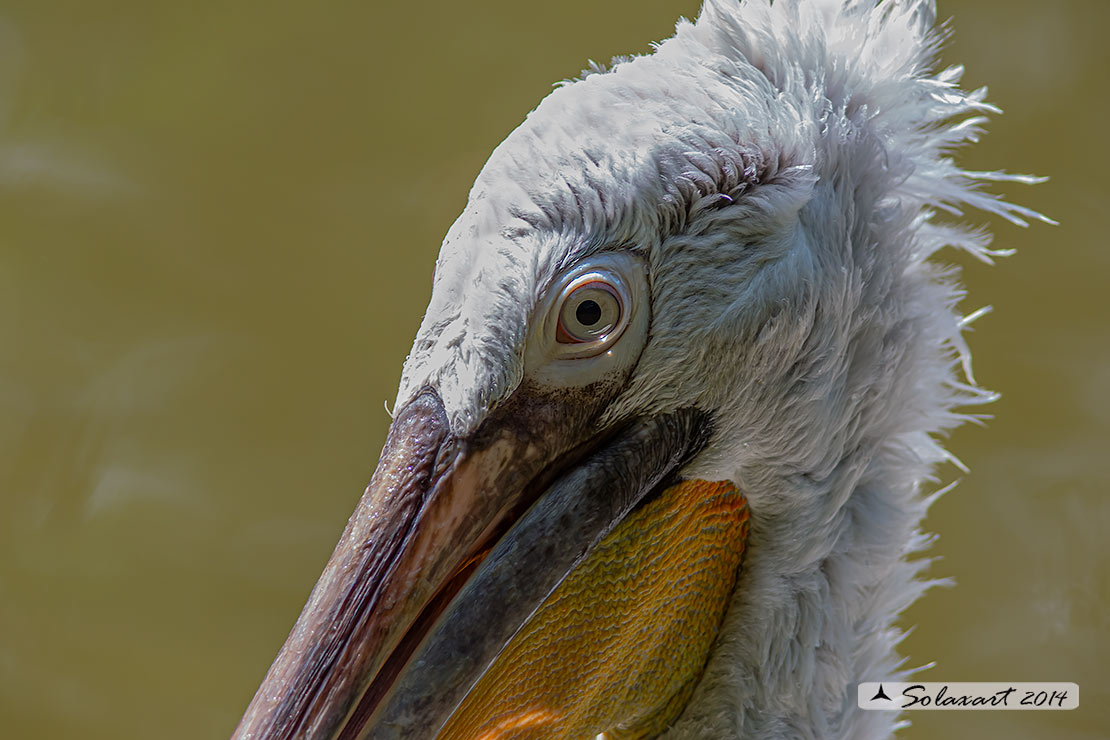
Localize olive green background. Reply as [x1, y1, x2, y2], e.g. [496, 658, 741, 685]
[0, 1, 1105, 738]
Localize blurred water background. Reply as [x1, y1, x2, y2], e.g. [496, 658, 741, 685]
[0, 1, 1106, 738]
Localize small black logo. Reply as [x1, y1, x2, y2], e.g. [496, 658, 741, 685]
[871, 684, 892, 701]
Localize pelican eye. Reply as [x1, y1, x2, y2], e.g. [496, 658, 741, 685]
[526, 253, 645, 378]
[557, 281, 622, 343]
[547, 267, 633, 360]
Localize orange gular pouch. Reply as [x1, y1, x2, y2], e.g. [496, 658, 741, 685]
[438, 479, 750, 740]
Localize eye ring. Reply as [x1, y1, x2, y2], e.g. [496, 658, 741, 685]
[550, 269, 632, 358]
[524, 252, 647, 382]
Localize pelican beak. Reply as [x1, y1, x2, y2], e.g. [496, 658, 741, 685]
[232, 385, 741, 740]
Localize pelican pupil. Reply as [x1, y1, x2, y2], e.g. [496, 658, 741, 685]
[576, 300, 602, 326]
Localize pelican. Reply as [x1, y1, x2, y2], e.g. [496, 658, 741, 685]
[232, 0, 1045, 738]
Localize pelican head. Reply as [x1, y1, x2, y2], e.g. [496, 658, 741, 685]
[232, 1, 1044, 738]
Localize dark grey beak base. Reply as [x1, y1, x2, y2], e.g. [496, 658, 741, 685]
[231, 386, 709, 740]
[361, 407, 709, 739]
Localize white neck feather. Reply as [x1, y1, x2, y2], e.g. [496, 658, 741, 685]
[651, 1, 1047, 737]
